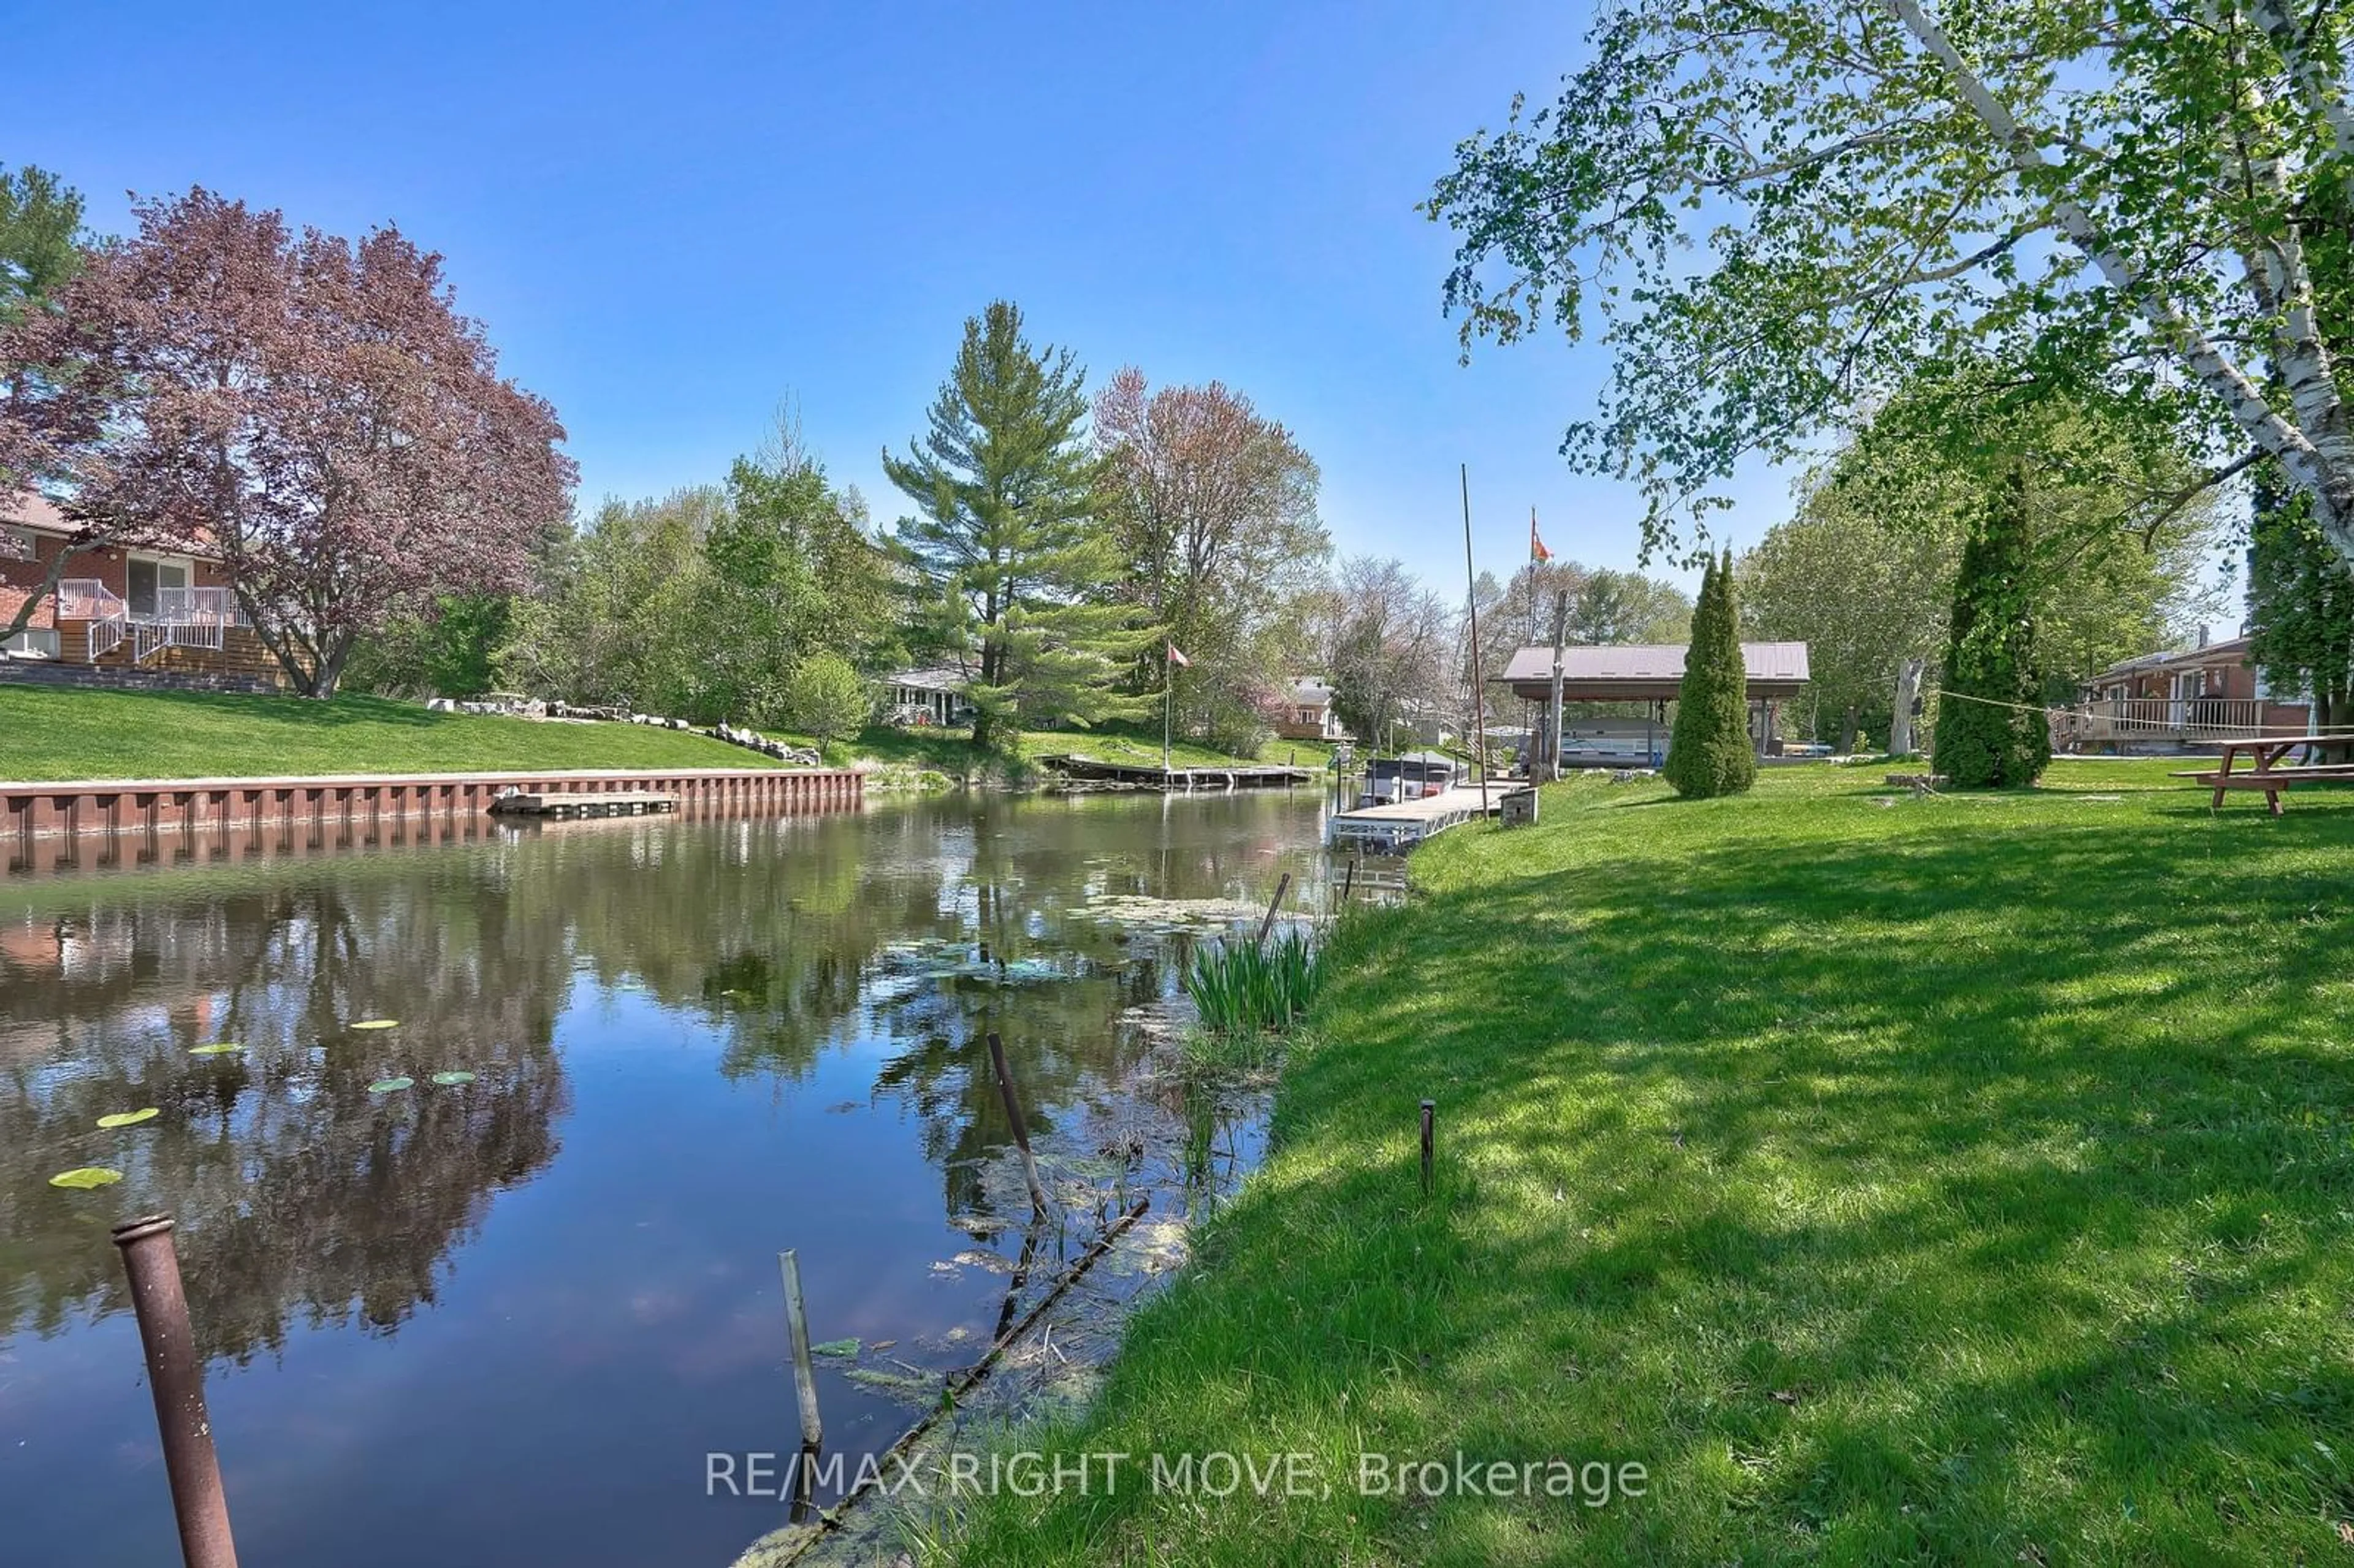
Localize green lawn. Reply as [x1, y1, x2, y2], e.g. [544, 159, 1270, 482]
[0, 686, 1347, 784]
[0, 686, 769, 780]
[940, 759, 2354, 1565]
[783, 721, 1343, 778]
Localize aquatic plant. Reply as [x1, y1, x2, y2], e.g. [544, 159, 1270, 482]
[1184, 929, 1324, 1040]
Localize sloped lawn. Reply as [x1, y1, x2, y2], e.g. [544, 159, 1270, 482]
[940, 761, 2354, 1565]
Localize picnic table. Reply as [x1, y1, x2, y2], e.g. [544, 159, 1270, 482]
[2174, 736, 2354, 815]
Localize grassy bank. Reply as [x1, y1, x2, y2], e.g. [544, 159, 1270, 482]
[0, 685, 1343, 784]
[787, 721, 1343, 780]
[0, 686, 769, 780]
[941, 761, 2354, 1564]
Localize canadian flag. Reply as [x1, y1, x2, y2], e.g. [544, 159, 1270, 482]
[1167, 641, 1191, 669]
[1531, 511, 1552, 563]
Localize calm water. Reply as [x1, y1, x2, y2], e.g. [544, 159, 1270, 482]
[0, 790, 1338, 1566]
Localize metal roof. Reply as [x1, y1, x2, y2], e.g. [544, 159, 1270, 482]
[1495, 642, 1810, 699]
[882, 665, 972, 694]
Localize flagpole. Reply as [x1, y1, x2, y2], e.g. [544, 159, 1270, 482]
[1526, 506, 1540, 769]
[1462, 464, 1490, 815]
[1162, 675, 1171, 778]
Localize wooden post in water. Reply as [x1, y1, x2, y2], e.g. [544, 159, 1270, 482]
[986, 1031, 1051, 1214]
[1340, 857, 1357, 909]
[1419, 1100, 1436, 1196]
[779, 1249, 823, 1448]
[1255, 871, 1292, 947]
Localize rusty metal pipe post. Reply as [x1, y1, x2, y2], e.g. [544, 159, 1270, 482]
[112, 1214, 240, 1568]
[1420, 1100, 1436, 1197]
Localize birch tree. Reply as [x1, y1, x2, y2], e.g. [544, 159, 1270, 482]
[1428, 1, 2354, 565]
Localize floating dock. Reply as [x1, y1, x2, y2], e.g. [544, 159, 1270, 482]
[1037, 755, 1312, 793]
[487, 789, 679, 820]
[1325, 784, 1506, 854]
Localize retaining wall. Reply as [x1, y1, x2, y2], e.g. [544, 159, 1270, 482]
[0, 767, 864, 854]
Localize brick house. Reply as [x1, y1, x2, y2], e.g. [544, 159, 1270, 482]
[2070, 631, 2309, 750]
[1, 493, 283, 687]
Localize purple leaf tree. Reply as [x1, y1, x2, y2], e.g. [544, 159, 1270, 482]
[0, 188, 576, 695]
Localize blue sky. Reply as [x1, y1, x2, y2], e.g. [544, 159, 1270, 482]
[16, 1, 1796, 595]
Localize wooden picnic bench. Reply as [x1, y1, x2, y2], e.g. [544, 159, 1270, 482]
[2172, 736, 2354, 815]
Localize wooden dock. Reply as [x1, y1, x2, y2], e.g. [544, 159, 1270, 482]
[1037, 755, 1312, 793]
[487, 789, 679, 820]
[1325, 784, 1505, 853]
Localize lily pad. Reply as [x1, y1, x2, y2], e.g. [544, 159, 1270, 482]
[811, 1338, 861, 1358]
[367, 1076, 414, 1094]
[96, 1108, 161, 1129]
[189, 1043, 244, 1056]
[350, 1019, 400, 1031]
[49, 1166, 124, 1190]
[429, 1071, 477, 1087]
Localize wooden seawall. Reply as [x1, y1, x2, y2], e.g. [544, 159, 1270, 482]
[0, 767, 862, 851]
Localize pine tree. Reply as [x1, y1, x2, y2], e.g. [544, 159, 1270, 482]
[1933, 466, 2049, 787]
[1663, 547, 1758, 797]
[883, 302, 1146, 751]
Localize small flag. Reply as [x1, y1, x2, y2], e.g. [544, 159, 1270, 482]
[1166, 641, 1191, 669]
[1531, 511, 1551, 563]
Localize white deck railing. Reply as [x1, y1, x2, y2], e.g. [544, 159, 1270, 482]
[2074, 696, 2267, 739]
[154, 585, 244, 626]
[55, 577, 245, 663]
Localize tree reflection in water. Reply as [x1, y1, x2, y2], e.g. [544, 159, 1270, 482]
[0, 791, 1322, 1369]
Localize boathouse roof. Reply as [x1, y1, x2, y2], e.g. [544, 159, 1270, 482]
[1495, 642, 1810, 702]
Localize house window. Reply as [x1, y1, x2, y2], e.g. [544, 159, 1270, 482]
[0, 527, 32, 561]
[126, 556, 190, 619]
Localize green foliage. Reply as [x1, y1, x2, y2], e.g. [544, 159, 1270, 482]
[884, 301, 1148, 751]
[1663, 549, 1755, 798]
[1426, 2, 2354, 562]
[497, 444, 889, 727]
[2248, 462, 2354, 733]
[1094, 369, 1331, 755]
[700, 440, 892, 725]
[1184, 929, 1324, 1038]
[1743, 375, 2226, 745]
[0, 164, 85, 327]
[498, 487, 724, 717]
[345, 592, 514, 698]
[783, 652, 871, 745]
[1934, 469, 2051, 788]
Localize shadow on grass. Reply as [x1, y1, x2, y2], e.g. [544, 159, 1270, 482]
[949, 786, 2354, 1564]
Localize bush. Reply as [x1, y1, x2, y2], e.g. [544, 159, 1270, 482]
[782, 653, 871, 746]
[1663, 548, 1757, 797]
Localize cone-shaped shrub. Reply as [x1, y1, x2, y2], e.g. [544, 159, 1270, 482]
[1933, 466, 2049, 788]
[1664, 548, 1758, 797]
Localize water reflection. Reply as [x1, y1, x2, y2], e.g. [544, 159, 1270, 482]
[2, 874, 568, 1364]
[0, 789, 1333, 1567]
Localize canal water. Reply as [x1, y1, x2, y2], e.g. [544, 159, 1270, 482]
[0, 789, 1338, 1566]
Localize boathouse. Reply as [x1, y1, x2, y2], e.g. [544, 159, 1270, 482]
[1494, 641, 1811, 764]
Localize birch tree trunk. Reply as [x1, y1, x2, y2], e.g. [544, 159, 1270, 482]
[1889, 657, 1926, 756]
